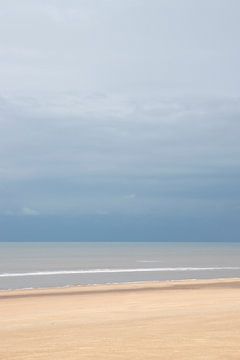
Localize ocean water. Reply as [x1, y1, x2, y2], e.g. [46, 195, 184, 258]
[0, 242, 240, 290]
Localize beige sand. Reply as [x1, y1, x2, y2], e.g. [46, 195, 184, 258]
[1, 279, 240, 360]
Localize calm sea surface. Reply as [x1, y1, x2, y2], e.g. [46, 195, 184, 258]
[0, 242, 240, 290]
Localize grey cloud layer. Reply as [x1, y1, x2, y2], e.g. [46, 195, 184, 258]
[0, 93, 239, 215]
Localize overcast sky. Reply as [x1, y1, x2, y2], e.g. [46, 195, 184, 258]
[0, 1, 240, 240]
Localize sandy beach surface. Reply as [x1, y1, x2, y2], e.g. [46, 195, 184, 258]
[1, 279, 240, 360]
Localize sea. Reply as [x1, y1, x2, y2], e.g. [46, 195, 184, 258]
[1, 242, 240, 291]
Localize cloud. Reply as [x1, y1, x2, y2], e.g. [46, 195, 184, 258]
[0, 92, 239, 217]
[21, 207, 39, 216]
[0, 93, 239, 181]
[124, 193, 136, 199]
[4, 207, 40, 216]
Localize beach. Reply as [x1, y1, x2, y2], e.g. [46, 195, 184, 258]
[1, 279, 240, 360]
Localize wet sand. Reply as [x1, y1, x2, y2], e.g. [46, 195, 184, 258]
[1, 279, 240, 359]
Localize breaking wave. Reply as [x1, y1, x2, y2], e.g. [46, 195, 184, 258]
[1, 266, 240, 278]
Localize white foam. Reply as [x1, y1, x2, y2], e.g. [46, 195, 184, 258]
[1, 266, 240, 278]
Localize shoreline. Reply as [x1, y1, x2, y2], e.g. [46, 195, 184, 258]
[1, 277, 240, 299]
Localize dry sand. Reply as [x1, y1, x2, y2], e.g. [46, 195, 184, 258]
[1, 279, 240, 360]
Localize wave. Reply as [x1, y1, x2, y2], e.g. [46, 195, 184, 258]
[1, 266, 240, 278]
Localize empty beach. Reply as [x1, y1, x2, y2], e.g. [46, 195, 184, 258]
[1, 279, 240, 360]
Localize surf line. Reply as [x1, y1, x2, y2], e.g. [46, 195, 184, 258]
[1, 266, 240, 277]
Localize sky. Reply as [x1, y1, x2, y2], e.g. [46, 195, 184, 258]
[0, 0, 240, 241]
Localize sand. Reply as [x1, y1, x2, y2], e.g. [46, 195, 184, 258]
[1, 279, 240, 360]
